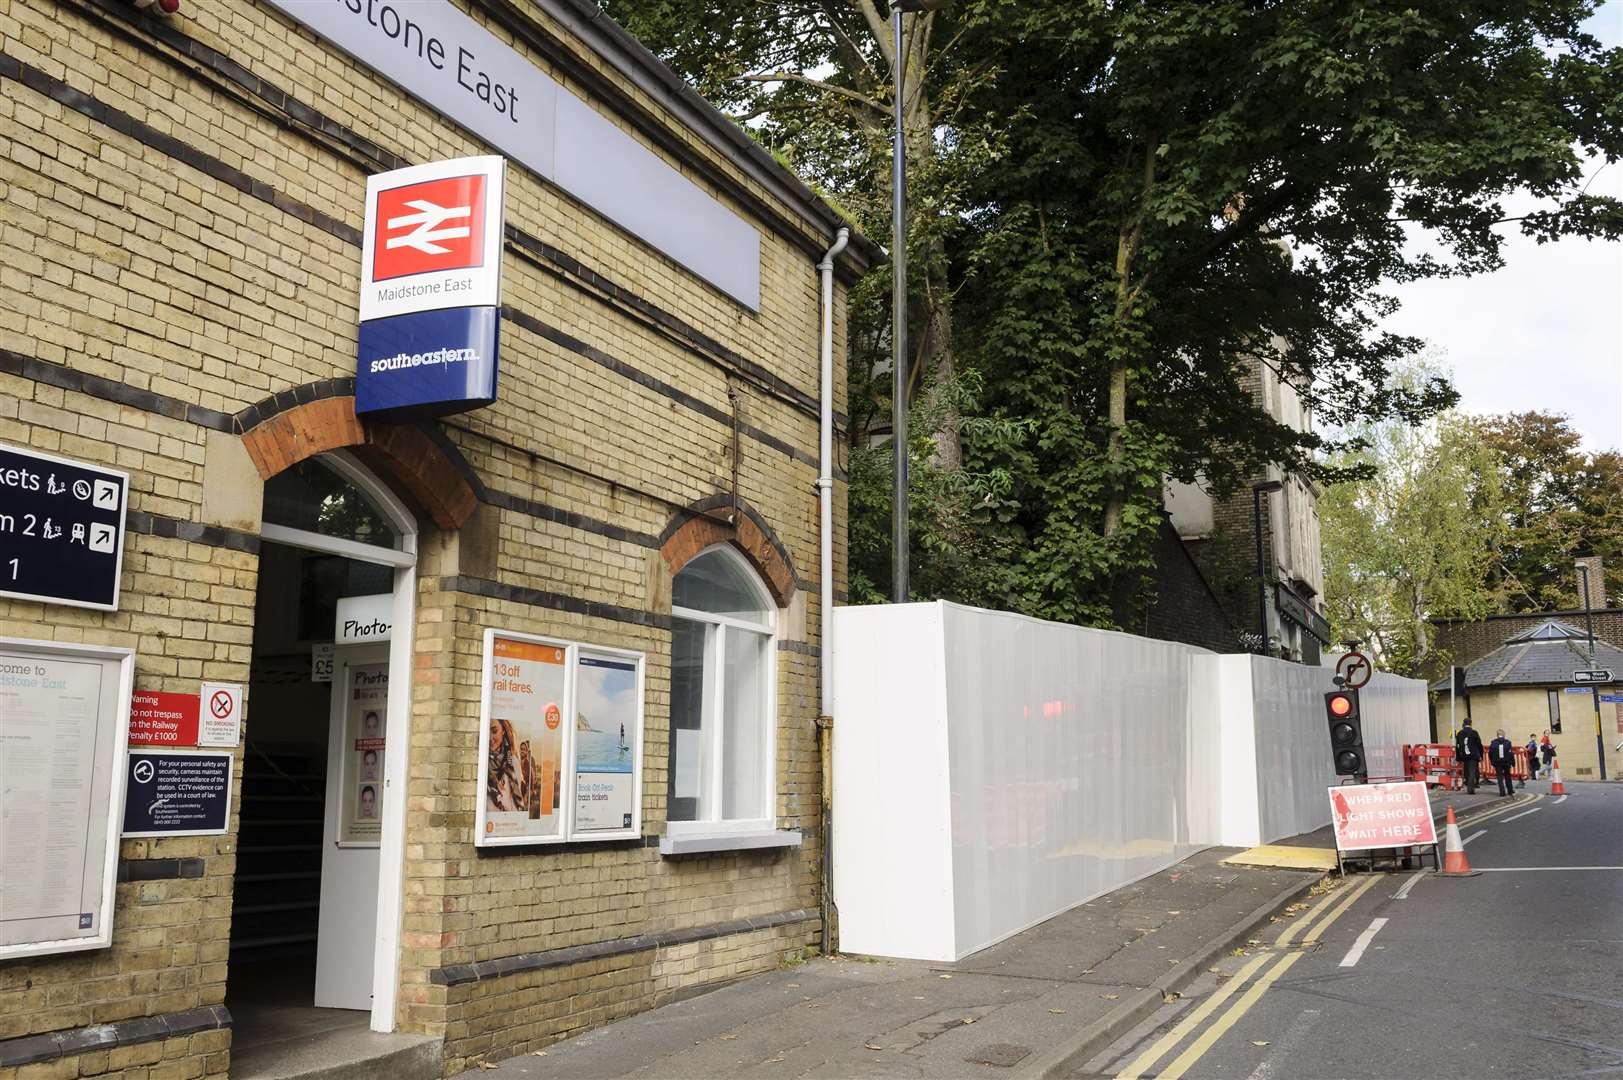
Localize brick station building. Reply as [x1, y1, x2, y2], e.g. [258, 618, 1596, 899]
[0, 0, 876, 1075]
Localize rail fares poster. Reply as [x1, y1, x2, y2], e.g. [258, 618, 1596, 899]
[483, 636, 566, 841]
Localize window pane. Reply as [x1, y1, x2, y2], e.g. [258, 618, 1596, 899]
[263, 458, 399, 549]
[668, 618, 709, 822]
[722, 627, 768, 821]
[672, 549, 770, 624]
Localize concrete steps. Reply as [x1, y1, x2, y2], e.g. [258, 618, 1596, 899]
[230, 1018, 441, 1080]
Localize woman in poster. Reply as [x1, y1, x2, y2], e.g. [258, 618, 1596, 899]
[487, 716, 525, 811]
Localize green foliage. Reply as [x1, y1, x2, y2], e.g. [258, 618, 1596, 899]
[1477, 412, 1623, 611]
[1320, 368, 1509, 675]
[604, 0, 1623, 628]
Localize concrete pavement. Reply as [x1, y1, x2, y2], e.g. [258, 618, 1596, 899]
[1080, 780, 1623, 1078]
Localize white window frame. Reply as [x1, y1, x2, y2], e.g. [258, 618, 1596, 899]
[667, 544, 778, 838]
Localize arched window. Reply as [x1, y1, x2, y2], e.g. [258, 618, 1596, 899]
[668, 546, 776, 833]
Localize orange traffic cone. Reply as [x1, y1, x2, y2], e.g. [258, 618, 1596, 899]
[1438, 805, 1477, 876]
[1549, 759, 1566, 795]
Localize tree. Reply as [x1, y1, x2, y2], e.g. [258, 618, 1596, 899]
[607, 0, 1623, 623]
[1478, 412, 1623, 610]
[1320, 400, 1508, 676]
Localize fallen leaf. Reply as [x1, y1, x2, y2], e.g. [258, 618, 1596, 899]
[1081, 969, 1096, 975]
[1166, 910, 1182, 916]
[865, 1043, 884, 1051]
[1102, 993, 1120, 1000]
[939, 974, 953, 980]
[1162, 991, 1181, 1003]
[719, 1035, 738, 1041]
[961, 1018, 977, 1025]
[1049, 1009, 1067, 1015]
[531, 1051, 547, 1057]
[477, 1063, 499, 1071]
[787, 983, 799, 988]
[1253, 1040, 1270, 1047]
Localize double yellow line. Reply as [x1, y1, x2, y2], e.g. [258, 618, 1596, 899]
[1112, 794, 1542, 1078]
[1113, 874, 1382, 1080]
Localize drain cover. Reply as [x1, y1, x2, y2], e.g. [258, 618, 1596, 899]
[966, 1043, 1030, 1068]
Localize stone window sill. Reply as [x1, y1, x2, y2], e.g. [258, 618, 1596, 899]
[658, 830, 803, 856]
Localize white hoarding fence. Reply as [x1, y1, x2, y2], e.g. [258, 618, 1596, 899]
[831, 601, 1429, 962]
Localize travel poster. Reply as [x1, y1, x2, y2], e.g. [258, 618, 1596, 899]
[572, 654, 638, 832]
[339, 663, 387, 844]
[484, 636, 565, 841]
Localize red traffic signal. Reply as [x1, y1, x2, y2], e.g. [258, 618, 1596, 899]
[1324, 689, 1365, 777]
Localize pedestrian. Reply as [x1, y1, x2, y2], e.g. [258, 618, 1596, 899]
[1526, 733, 1540, 782]
[1455, 719, 1485, 795]
[1487, 729, 1515, 797]
[1540, 733, 1556, 778]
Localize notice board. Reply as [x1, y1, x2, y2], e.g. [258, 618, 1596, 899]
[475, 629, 645, 846]
[0, 638, 134, 959]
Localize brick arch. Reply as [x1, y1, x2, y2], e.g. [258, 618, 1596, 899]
[659, 496, 797, 607]
[239, 393, 479, 531]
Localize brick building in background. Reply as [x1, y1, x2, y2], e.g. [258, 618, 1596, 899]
[0, 0, 877, 1076]
[1162, 354, 1330, 663]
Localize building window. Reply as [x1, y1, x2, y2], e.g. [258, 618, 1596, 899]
[668, 546, 776, 833]
[1547, 689, 1562, 734]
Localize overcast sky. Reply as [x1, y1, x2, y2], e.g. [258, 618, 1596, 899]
[1380, 3, 1623, 453]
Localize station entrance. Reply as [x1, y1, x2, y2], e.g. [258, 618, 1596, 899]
[225, 451, 418, 1065]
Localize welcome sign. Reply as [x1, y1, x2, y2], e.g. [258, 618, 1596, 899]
[356, 156, 506, 418]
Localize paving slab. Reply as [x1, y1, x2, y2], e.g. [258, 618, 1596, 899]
[460, 849, 1322, 1079]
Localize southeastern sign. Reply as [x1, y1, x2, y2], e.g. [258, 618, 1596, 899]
[0, 444, 128, 611]
[356, 157, 506, 419]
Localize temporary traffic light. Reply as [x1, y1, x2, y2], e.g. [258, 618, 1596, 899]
[1325, 689, 1366, 777]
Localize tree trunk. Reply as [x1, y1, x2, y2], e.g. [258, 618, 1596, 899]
[1101, 141, 1157, 539]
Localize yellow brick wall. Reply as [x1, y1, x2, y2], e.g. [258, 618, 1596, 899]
[1469, 687, 1608, 779]
[0, 0, 853, 1073]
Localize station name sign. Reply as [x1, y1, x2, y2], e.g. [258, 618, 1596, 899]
[0, 443, 128, 611]
[356, 156, 505, 419]
[262, 0, 761, 309]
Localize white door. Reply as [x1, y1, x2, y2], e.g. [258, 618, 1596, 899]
[314, 645, 390, 1009]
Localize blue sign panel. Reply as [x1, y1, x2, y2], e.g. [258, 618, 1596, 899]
[122, 751, 233, 837]
[0, 443, 128, 610]
[356, 306, 500, 419]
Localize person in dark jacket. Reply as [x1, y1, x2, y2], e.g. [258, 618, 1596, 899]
[1540, 732, 1557, 778]
[1455, 719, 1485, 794]
[1487, 729, 1516, 796]
[1526, 733, 1541, 782]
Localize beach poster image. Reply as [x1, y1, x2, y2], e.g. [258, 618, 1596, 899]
[573, 654, 638, 832]
[484, 637, 566, 840]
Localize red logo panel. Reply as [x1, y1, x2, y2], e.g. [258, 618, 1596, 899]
[372, 174, 487, 282]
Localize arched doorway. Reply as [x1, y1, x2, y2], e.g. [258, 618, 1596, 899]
[227, 449, 418, 1055]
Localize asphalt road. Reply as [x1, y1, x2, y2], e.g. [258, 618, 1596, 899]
[1081, 781, 1623, 1079]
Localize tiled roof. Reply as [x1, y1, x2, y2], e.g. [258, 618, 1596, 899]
[1459, 621, 1623, 689]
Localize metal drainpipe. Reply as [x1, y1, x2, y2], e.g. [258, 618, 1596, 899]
[816, 226, 849, 957]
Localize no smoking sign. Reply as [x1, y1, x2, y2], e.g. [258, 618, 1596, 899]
[198, 682, 242, 747]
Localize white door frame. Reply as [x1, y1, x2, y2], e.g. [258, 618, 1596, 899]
[257, 449, 416, 1033]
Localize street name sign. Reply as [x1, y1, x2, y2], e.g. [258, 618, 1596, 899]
[0, 443, 128, 611]
[1571, 669, 1613, 684]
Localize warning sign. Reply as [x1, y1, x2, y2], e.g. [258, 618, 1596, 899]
[1328, 781, 1436, 852]
[128, 690, 200, 746]
[197, 682, 241, 747]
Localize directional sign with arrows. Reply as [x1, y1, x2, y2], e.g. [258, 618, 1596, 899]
[1572, 669, 1614, 684]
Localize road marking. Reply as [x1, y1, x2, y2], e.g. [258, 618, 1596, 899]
[1113, 953, 1274, 1080]
[1500, 806, 1543, 823]
[1274, 883, 1346, 948]
[1460, 830, 1486, 846]
[1302, 874, 1382, 945]
[1242, 1007, 1321, 1080]
[1553, 794, 1568, 804]
[1476, 866, 1623, 872]
[1337, 918, 1389, 968]
[1452, 794, 1541, 828]
[1155, 953, 1304, 1080]
[1390, 872, 1424, 900]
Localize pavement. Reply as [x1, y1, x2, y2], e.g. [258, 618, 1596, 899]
[1080, 779, 1623, 1079]
[455, 785, 1547, 1079]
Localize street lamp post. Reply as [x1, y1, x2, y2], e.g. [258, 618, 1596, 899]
[888, 0, 942, 604]
[1577, 561, 1607, 780]
[1252, 479, 1284, 651]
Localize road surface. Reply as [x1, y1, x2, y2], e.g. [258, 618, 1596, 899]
[1082, 782, 1623, 1079]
